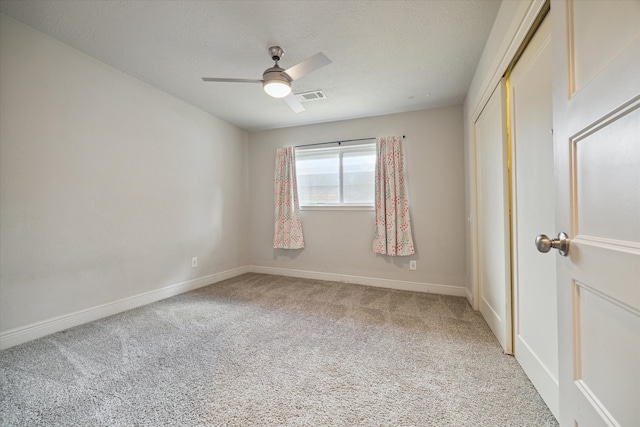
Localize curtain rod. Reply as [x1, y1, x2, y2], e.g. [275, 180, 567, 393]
[295, 135, 405, 148]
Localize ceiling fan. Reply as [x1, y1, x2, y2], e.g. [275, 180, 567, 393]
[202, 46, 331, 113]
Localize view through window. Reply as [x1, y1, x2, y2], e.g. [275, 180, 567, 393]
[295, 143, 376, 206]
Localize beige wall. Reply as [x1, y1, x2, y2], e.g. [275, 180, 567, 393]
[1, 8, 475, 343]
[248, 107, 466, 291]
[0, 15, 249, 334]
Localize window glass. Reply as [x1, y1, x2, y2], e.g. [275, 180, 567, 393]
[343, 149, 375, 204]
[297, 151, 340, 205]
[295, 143, 375, 207]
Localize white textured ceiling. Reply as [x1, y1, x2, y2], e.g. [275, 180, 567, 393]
[0, 0, 500, 131]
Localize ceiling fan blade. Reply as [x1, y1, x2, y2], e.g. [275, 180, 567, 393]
[202, 77, 263, 83]
[283, 92, 305, 113]
[284, 52, 331, 81]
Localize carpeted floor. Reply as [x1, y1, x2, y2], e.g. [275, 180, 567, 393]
[0, 273, 558, 426]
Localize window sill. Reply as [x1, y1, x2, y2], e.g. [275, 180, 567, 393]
[300, 205, 375, 211]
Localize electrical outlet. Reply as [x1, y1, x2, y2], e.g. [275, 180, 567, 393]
[410, 260, 417, 270]
[191, 257, 198, 268]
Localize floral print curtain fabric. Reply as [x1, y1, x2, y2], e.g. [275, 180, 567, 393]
[373, 136, 415, 256]
[273, 146, 305, 249]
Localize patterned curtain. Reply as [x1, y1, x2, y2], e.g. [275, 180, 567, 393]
[373, 136, 415, 256]
[273, 146, 304, 249]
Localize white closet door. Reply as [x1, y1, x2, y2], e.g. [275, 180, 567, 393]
[474, 81, 512, 354]
[509, 16, 558, 419]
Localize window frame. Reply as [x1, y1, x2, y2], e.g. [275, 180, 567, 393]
[295, 142, 376, 210]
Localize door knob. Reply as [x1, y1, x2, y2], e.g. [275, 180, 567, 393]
[535, 232, 569, 256]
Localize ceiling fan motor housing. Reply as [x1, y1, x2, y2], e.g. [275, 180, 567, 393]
[262, 66, 292, 84]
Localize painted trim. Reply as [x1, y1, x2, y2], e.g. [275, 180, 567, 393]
[471, 0, 547, 123]
[1, 265, 466, 350]
[249, 265, 467, 297]
[300, 205, 374, 211]
[0, 266, 250, 350]
[470, 121, 480, 311]
[515, 335, 559, 418]
[466, 287, 474, 306]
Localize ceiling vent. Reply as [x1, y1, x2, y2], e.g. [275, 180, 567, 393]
[295, 90, 327, 103]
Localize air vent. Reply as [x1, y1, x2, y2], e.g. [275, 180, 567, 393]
[295, 90, 327, 103]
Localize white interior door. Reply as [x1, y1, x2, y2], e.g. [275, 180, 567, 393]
[474, 81, 512, 354]
[552, 1, 640, 425]
[509, 16, 559, 419]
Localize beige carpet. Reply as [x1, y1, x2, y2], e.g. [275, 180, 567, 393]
[0, 273, 558, 426]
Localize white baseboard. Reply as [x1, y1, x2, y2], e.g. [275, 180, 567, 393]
[1, 265, 466, 350]
[0, 266, 250, 350]
[249, 265, 467, 297]
[515, 335, 560, 419]
[466, 287, 474, 306]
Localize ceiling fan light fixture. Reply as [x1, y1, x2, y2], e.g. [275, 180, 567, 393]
[262, 67, 292, 98]
[264, 80, 291, 98]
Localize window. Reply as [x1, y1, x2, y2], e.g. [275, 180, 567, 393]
[295, 143, 376, 208]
